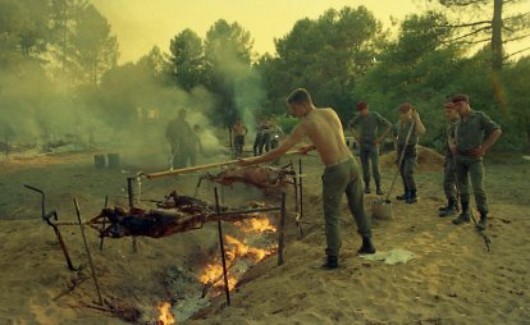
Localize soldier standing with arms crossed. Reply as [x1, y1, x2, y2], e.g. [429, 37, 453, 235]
[451, 94, 502, 230]
[348, 101, 392, 195]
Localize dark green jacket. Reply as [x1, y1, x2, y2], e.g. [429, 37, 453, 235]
[455, 110, 500, 153]
[393, 119, 418, 147]
[348, 112, 392, 148]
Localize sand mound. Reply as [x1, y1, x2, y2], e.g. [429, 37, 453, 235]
[380, 145, 444, 172]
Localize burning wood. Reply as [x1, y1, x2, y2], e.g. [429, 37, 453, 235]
[205, 164, 295, 189]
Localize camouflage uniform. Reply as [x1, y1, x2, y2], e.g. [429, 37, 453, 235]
[348, 112, 392, 192]
[454, 110, 500, 216]
[393, 119, 419, 201]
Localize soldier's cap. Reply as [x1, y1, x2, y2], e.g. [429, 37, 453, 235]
[444, 101, 455, 109]
[398, 102, 413, 113]
[356, 101, 368, 111]
[452, 94, 469, 104]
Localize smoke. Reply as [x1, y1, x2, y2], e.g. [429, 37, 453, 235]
[0, 57, 226, 168]
[212, 46, 266, 136]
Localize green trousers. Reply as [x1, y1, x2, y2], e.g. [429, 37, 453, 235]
[455, 156, 488, 214]
[398, 146, 417, 191]
[443, 156, 457, 201]
[322, 157, 372, 257]
[359, 146, 381, 187]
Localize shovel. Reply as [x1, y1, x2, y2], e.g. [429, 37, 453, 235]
[372, 119, 416, 220]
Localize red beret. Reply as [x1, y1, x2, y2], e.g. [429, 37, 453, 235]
[356, 101, 367, 111]
[399, 102, 413, 112]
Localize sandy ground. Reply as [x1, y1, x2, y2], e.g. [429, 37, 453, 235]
[0, 147, 529, 324]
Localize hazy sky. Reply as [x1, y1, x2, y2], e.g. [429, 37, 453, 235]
[92, 0, 529, 64]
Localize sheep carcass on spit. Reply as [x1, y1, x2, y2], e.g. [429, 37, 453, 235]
[208, 164, 295, 189]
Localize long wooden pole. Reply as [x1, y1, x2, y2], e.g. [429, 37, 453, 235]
[144, 149, 311, 180]
[214, 188, 231, 306]
[74, 198, 104, 306]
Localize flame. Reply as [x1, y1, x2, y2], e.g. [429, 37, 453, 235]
[157, 302, 175, 325]
[235, 214, 277, 233]
[199, 213, 277, 296]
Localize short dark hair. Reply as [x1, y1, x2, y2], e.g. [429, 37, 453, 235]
[452, 94, 469, 104]
[287, 88, 312, 105]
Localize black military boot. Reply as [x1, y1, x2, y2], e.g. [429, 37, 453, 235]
[452, 202, 471, 225]
[376, 183, 383, 196]
[357, 237, 376, 255]
[322, 255, 339, 269]
[406, 190, 417, 204]
[364, 182, 371, 194]
[396, 187, 408, 200]
[476, 213, 488, 231]
[439, 198, 457, 217]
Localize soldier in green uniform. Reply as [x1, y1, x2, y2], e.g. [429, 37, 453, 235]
[451, 94, 502, 230]
[165, 109, 193, 169]
[348, 101, 392, 195]
[393, 103, 426, 204]
[439, 101, 459, 217]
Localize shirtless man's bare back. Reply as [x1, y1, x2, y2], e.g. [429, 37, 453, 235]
[239, 88, 375, 269]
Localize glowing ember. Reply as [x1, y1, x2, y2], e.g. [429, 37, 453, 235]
[157, 302, 175, 325]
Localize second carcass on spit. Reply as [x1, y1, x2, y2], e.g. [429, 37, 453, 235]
[207, 164, 296, 189]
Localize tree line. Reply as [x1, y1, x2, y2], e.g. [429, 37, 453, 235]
[0, 0, 528, 150]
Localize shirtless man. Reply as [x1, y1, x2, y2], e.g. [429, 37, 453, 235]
[232, 119, 248, 158]
[239, 88, 375, 269]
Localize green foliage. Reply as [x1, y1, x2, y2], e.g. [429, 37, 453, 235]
[70, 3, 118, 85]
[259, 6, 385, 120]
[169, 29, 204, 91]
[274, 115, 298, 135]
[203, 19, 258, 128]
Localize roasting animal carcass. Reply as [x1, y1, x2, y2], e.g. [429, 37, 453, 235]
[207, 165, 295, 189]
[155, 190, 220, 213]
[89, 191, 262, 238]
[90, 207, 205, 238]
[90, 206, 259, 239]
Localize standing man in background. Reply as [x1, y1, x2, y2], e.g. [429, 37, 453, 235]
[165, 108, 193, 169]
[393, 103, 426, 204]
[439, 101, 459, 217]
[451, 94, 501, 230]
[253, 117, 266, 156]
[232, 119, 248, 158]
[348, 101, 392, 195]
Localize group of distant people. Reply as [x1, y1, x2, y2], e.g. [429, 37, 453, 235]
[230, 117, 284, 159]
[238, 88, 501, 269]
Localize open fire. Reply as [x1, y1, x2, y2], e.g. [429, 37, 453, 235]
[199, 214, 278, 296]
[156, 301, 175, 325]
[155, 212, 278, 322]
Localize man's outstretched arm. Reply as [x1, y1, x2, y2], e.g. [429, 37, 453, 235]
[239, 123, 307, 166]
